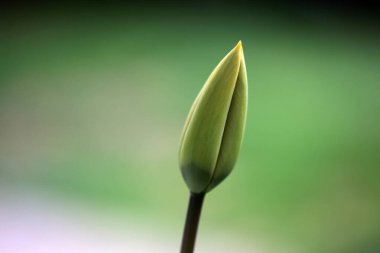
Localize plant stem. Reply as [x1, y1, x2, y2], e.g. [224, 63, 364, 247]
[180, 192, 206, 253]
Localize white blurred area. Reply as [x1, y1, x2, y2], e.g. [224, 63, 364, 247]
[0, 184, 261, 253]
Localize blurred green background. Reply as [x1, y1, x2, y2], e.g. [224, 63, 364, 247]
[1, 2, 380, 253]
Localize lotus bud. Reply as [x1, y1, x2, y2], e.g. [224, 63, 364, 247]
[179, 41, 248, 193]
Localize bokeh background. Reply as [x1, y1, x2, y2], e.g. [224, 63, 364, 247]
[1, 1, 380, 253]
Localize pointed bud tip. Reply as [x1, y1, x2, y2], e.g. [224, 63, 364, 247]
[232, 41, 243, 57]
[236, 40, 243, 50]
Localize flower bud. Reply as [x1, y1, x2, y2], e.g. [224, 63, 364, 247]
[179, 41, 248, 193]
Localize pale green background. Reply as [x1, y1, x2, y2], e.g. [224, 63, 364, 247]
[1, 7, 380, 253]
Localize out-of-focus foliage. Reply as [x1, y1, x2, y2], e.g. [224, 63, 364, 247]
[1, 6, 380, 253]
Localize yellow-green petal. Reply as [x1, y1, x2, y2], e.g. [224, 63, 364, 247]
[205, 48, 248, 191]
[179, 41, 248, 193]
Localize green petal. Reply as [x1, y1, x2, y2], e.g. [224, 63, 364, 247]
[205, 47, 248, 191]
[179, 42, 243, 193]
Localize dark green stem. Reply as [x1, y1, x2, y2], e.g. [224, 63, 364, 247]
[180, 192, 206, 253]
